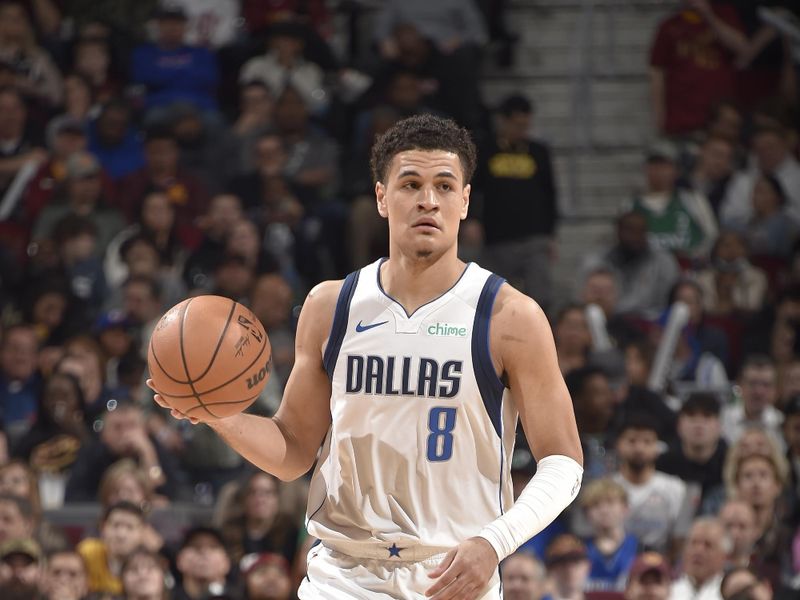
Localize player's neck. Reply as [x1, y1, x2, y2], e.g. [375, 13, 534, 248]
[381, 250, 466, 316]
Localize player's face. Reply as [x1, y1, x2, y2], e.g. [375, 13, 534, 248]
[376, 150, 469, 261]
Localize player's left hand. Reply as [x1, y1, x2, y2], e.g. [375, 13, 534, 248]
[425, 537, 498, 599]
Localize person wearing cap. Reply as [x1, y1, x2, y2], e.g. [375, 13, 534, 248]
[174, 526, 237, 600]
[544, 534, 592, 600]
[657, 392, 727, 515]
[130, 3, 219, 114]
[671, 518, 727, 600]
[243, 552, 292, 600]
[474, 92, 558, 311]
[31, 150, 125, 254]
[628, 139, 717, 260]
[0, 537, 44, 597]
[624, 552, 671, 600]
[501, 551, 548, 600]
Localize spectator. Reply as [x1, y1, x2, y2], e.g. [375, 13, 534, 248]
[657, 393, 727, 515]
[727, 451, 791, 588]
[121, 275, 164, 360]
[119, 546, 169, 600]
[77, 501, 145, 596]
[718, 499, 758, 569]
[613, 413, 694, 556]
[174, 526, 236, 600]
[12, 371, 87, 477]
[544, 533, 592, 600]
[743, 174, 799, 258]
[56, 334, 116, 421]
[680, 135, 736, 217]
[783, 395, 800, 506]
[231, 81, 274, 174]
[61, 72, 93, 123]
[41, 548, 89, 600]
[130, 5, 218, 115]
[0, 86, 46, 196]
[669, 518, 727, 600]
[720, 355, 784, 446]
[476, 93, 558, 309]
[22, 116, 88, 227]
[630, 140, 717, 259]
[0, 494, 34, 545]
[242, 552, 293, 600]
[0, 324, 41, 443]
[0, 537, 44, 600]
[566, 366, 617, 483]
[86, 99, 145, 181]
[32, 151, 125, 254]
[212, 253, 256, 303]
[578, 211, 680, 319]
[239, 21, 328, 116]
[71, 36, 122, 106]
[165, 0, 241, 49]
[579, 268, 644, 351]
[649, 0, 746, 136]
[720, 125, 800, 229]
[0, 2, 62, 107]
[220, 471, 299, 568]
[183, 193, 244, 292]
[500, 551, 547, 600]
[554, 304, 592, 375]
[65, 399, 183, 502]
[624, 552, 671, 600]
[118, 128, 211, 228]
[694, 231, 768, 316]
[249, 273, 295, 391]
[719, 567, 773, 600]
[169, 103, 240, 193]
[580, 478, 639, 592]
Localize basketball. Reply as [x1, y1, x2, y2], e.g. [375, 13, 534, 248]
[147, 295, 271, 419]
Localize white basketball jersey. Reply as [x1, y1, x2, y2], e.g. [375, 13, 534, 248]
[306, 259, 518, 555]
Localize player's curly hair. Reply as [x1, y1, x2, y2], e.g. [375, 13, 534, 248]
[369, 114, 477, 185]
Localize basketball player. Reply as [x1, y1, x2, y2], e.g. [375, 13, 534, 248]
[149, 114, 583, 599]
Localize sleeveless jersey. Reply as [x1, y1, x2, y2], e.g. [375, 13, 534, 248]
[306, 258, 518, 555]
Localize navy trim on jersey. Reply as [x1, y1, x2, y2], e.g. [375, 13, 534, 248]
[376, 257, 474, 318]
[323, 270, 360, 378]
[472, 274, 506, 438]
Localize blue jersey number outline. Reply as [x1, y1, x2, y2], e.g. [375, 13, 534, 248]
[427, 407, 457, 461]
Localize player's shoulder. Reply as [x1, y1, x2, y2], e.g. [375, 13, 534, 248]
[490, 279, 549, 333]
[303, 279, 345, 317]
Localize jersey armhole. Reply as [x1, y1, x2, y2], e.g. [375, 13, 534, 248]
[472, 273, 506, 438]
[322, 270, 360, 378]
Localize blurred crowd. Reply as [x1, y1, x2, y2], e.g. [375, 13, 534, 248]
[0, 0, 798, 599]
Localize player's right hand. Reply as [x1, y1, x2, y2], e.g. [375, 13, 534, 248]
[146, 379, 201, 425]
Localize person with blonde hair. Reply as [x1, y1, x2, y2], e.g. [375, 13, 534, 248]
[580, 478, 639, 592]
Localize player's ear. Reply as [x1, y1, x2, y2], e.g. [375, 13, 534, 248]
[376, 181, 389, 218]
[460, 183, 471, 220]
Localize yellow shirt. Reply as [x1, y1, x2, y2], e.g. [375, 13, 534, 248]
[77, 538, 122, 595]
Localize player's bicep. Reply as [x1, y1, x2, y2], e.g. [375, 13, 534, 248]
[495, 290, 582, 464]
[272, 282, 338, 468]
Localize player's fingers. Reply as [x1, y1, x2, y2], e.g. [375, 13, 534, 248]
[145, 378, 156, 391]
[152, 394, 170, 409]
[428, 575, 470, 600]
[425, 563, 460, 596]
[427, 548, 456, 578]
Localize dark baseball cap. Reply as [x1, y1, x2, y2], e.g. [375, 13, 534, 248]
[545, 534, 587, 567]
[154, 3, 188, 20]
[180, 526, 226, 551]
[628, 552, 670, 581]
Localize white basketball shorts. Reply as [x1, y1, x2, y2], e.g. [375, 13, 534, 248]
[298, 544, 501, 599]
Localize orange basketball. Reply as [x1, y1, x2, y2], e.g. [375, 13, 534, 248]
[147, 295, 271, 419]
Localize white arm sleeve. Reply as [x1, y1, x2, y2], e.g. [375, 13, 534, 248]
[477, 454, 583, 562]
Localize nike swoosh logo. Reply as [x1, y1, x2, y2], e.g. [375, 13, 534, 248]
[355, 320, 388, 332]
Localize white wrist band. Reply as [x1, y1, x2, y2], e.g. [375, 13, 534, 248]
[477, 454, 583, 561]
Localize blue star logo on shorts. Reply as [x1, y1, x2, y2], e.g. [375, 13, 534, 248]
[387, 543, 403, 558]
